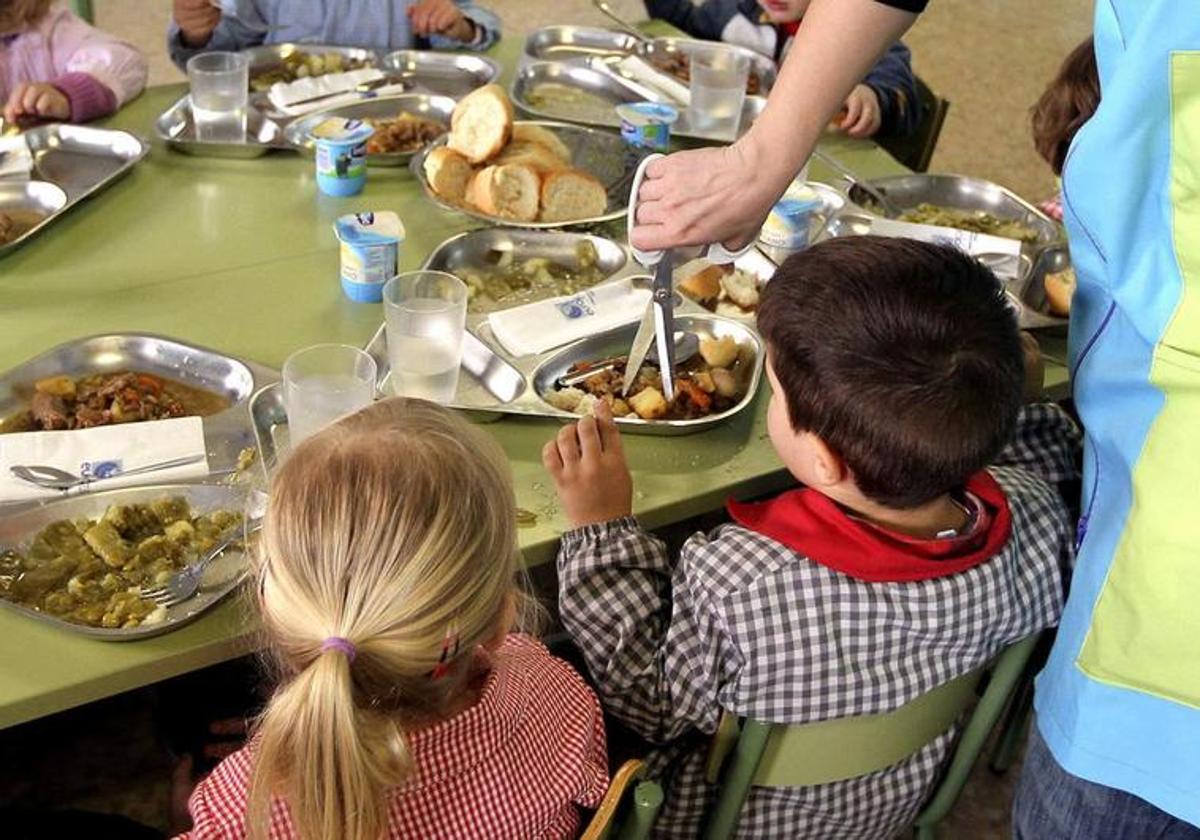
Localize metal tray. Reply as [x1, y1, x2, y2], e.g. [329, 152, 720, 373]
[410, 120, 652, 229]
[0, 483, 264, 641]
[422, 228, 631, 316]
[363, 308, 764, 436]
[511, 60, 767, 143]
[155, 95, 289, 158]
[0, 333, 278, 500]
[1013, 244, 1070, 331]
[842, 174, 1063, 247]
[283, 93, 456, 166]
[381, 50, 500, 98]
[0, 181, 69, 258]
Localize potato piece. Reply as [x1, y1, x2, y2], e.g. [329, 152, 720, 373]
[545, 387, 585, 413]
[691, 371, 715, 394]
[610, 398, 631, 418]
[699, 336, 739, 368]
[84, 522, 132, 569]
[150, 496, 191, 525]
[629, 387, 669, 420]
[711, 367, 739, 399]
[34, 375, 76, 398]
[163, 519, 195, 544]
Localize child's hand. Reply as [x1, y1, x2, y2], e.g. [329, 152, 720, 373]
[4, 83, 70, 123]
[407, 0, 476, 42]
[542, 400, 634, 529]
[1020, 331, 1044, 402]
[174, 0, 222, 48]
[837, 84, 883, 138]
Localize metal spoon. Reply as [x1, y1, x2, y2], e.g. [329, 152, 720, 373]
[208, 1, 288, 33]
[592, 0, 652, 45]
[811, 149, 903, 217]
[557, 332, 700, 388]
[11, 454, 207, 491]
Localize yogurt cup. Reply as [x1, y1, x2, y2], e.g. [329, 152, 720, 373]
[759, 184, 824, 252]
[616, 102, 679, 151]
[333, 211, 405, 302]
[310, 117, 375, 197]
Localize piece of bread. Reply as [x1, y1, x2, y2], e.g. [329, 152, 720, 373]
[511, 123, 571, 163]
[494, 140, 569, 176]
[422, 147, 475, 204]
[677, 263, 724, 305]
[468, 164, 540, 222]
[538, 169, 608, 223]
[448, 84, 513, 164]
[1043, 267, 1076, 317]
[721, 269, 760, 310]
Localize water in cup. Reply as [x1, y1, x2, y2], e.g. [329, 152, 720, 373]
[192, 93, 247, 142]
[187, 51, 249, 143]
[383, 272, 468, 405]
[688, 49, 749, 139]
[282, 344, 377, 445]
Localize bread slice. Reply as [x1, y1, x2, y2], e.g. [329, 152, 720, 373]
[448, 84, 513, 164]
[539, 169, 608, 223]
[422, 147, 475, 204]
[676, 262, 724, 306]
[1043, 267, 1075, 317]
[511, 123, 571, 163]
[468, 164, 540, 222]
[494, 140, 569, 176]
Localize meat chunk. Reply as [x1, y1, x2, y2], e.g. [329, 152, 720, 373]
[30, 390, 71, 430]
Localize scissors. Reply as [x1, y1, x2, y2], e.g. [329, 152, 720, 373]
[623, 153, 753, 401]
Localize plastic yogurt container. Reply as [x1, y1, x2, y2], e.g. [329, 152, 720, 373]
[616, 102, 680, 151]
[333, 211, 405, 302]
[759, 183, 825, 251]
[310, 117, 375, 197]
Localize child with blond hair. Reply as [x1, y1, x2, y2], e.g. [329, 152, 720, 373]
[178, 398, 608, 840]
[1, 0, 146, 124]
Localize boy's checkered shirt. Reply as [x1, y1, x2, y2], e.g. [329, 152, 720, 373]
[558, 403, 1078, 838]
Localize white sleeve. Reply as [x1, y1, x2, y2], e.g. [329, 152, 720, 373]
[720, 13, 777, 58]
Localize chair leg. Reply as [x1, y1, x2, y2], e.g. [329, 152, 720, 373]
[988, 688, 1033, 774]
[914, 822, 937, 840]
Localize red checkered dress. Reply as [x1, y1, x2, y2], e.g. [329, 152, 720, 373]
[176, 635, 609, 840]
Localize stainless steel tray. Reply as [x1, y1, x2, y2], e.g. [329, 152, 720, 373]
[155, 95, 289, 158]
[0, 180, 69, 257]
[842, 173, 1063, 247]
[1013, 243, 1070, 331]
[0, 483, 264, 641]
[381, 50, 500, 98]
[0, 333, 279, 497]
[1, 125, 147, 256]
[511, 60, 767, 143]
[422, 228, 631, 316]
[410, 120, 651, 229]
[283, 93, 456, 166]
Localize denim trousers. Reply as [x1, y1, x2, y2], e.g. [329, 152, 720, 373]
[1013, 721, 1200, 840]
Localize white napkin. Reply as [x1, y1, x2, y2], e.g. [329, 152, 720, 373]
[867, 217, 1026, 280]
[488, 280, 651, 357]
[0, 417, 209, 503]
[617, 56, 692, 106]
[267, 68, 388, 116]
[0, 136, 33, 179]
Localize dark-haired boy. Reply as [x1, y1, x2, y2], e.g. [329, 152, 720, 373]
[544, 237, 1078, 837]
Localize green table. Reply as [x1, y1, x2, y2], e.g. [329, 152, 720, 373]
[0, 28, 1068, 730]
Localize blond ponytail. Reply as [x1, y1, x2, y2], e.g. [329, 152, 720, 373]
[246, 398, 523, 840]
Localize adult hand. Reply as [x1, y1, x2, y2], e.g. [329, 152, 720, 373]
[838, 84, 882, 138]
[629, 140, 782, 253]
[174, 0, 221, 48]
[408, 0, 475, 41]
[542, 401, 633, 529]
[3, 82, 70, 123]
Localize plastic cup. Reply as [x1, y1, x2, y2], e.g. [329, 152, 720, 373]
[187, 52, 249, 142]
[283, 344, 377, 445]
[382, 271, 467, 404]
[309, 118, 375, 197]
[687, 47, 749, 140]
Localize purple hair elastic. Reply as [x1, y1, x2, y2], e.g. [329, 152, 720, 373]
[321, 637, 357, 663]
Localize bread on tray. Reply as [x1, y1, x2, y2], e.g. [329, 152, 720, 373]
[426, 87, 608, 224]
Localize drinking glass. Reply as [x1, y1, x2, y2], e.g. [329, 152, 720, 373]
[187, 51, 249, 142]
[382, 271, 468, 404]
[283, 344, 377, 445]
[687, 47, 750, 140]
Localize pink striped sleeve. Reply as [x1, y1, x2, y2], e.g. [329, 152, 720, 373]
[42, 9, 147, 111]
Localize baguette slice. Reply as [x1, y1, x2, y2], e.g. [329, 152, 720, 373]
[469, 164, 540, 222]
[1043, 267, 1076, 317]
[494, 140, 570, 176]
[448, 84, 513, 164]
[511, 123, 571, 163]
[539, 169, 608, 223]
[676, 263, 724, 305]
[422, 147, 475, 204]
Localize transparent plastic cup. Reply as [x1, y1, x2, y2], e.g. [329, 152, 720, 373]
[283, 344, 377, 445]
[382, 271, 468, 404]
[687, 48, 750, 140]
[187, 52, 249, 142]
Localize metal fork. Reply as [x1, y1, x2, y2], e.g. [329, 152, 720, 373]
[139, 523, 259, 608]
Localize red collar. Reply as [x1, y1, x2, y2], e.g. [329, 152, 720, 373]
[727, 472, 1012, 582]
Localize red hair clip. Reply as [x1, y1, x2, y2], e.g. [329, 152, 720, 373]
[429, 625, 461, 681]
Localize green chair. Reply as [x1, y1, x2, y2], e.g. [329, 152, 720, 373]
[702, 633, 1041, 840]
[70, 0, 95, 24]
[876, 74, 950, 173]
[582, 759, 665, 840]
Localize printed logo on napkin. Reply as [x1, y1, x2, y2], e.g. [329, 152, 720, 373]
[81, 459, 124, 480]
[557, 292, 598, 320]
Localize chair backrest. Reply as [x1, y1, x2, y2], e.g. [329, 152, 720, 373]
[581, 759, 665, 840]
[876, 74, 950, 173]
[69, 0, 95, 24]
[702, 633, 1041, 840]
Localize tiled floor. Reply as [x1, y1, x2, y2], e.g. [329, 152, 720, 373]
[8, 1, 1091, 836]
